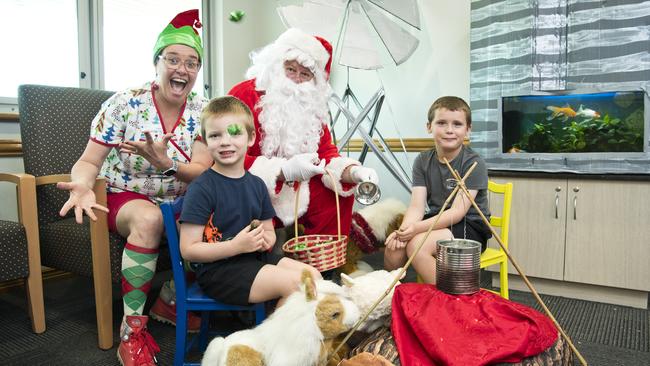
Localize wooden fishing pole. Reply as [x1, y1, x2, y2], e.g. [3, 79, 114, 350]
[443, 157, 587, 366]
[328, 163, 478, 361]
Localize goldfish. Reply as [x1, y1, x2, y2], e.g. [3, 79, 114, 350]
[576, 104, 601, 119]
[546, 105, 577, 121]
[507, 146, 525, 153]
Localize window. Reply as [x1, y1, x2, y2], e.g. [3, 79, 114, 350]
[102, 0, 204, 94]
[0, 0, 79, 99]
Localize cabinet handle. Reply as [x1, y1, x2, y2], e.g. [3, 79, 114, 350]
[572, 186, 579, 220]
[554, 186, 561, 219]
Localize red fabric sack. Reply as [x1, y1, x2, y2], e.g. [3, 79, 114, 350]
[391, 283, 557, 366]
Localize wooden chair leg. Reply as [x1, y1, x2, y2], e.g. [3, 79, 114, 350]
[90, 182, 113, 350]
[17, 173, 45, 333]
[25, 269, 45, 333]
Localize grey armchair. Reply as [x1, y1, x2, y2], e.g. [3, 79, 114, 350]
[18, 84, 119, 349]
[0, 173, 45, 334]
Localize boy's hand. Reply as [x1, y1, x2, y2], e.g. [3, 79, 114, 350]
[57, 181, 109, 224]
[385, 230, 407, 250]
[395, 224, 416, 242]
[231, 224, 266, 254]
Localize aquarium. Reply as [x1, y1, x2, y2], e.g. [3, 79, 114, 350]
[500, 90, 648, 155]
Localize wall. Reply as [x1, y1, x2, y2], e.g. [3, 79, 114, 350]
[0, 0, 472, 218]
[327, 0, 471, 203]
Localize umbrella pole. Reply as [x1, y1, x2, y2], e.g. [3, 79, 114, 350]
[443, 158, 587, 366]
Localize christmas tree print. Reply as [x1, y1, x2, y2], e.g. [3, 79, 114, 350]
[143, 177, 155, 193]
[132, 88, 147, 97]
[141, 109, 150, 121]
[102, 125, 116, 141]
[186, 116, 196, 133]
[156, 185, 165, 198]
[144, 163, 156, 174]
[166, 181, 176, 195]
[121, 111, 132, 123]
[133, 156, 144, 171]
[94, 113, 105, 133]
[132, 184, 140, 193]
[128, 98, 142, 109]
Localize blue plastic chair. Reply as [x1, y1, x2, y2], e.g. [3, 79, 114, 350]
[160, 200, 266, 366]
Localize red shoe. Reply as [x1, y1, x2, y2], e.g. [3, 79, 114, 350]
[117, 315, 160, 366]
[149, 296, 201, 333]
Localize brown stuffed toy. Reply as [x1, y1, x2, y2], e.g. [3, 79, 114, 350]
[337, 352, 395, 366]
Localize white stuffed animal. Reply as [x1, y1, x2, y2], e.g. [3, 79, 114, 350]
[201, 270, 360, 366]
[340, 269, 404, 333]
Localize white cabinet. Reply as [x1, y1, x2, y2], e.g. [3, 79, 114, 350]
[489, 176, 650, 292]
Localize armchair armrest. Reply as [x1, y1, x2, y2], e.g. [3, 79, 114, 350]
[0, 173, 45, 333]
[34, 174, 113, 348]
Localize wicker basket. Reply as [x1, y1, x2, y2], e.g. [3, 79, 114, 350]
[282, 170, 348, 272]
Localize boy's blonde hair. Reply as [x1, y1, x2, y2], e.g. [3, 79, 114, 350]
[427, 96, 471, 127]
[200, 96, 254, 140]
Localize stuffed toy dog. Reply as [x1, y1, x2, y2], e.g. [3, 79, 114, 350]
[342, 199, 406, 275]
[201, 271, 360, 366]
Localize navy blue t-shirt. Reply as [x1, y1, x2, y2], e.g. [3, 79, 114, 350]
[180, 169, 276, 243]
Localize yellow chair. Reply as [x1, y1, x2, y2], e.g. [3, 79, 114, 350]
[480, 180, 513, 299]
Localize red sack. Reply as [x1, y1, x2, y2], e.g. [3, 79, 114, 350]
[391, 283, 557, 366]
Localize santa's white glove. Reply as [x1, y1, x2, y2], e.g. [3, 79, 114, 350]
[349, 166, 379, 184]
[281, 153, 326, 182]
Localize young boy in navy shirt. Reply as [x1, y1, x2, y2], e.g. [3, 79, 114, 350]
[179, 96, 321, 307]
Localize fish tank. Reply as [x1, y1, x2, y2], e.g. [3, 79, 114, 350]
[499, 90, 649, 158]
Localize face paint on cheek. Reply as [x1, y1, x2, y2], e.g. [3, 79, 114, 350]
[227, 124, 242, 136]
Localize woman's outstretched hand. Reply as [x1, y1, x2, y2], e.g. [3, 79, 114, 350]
[57, 181, 109, 224]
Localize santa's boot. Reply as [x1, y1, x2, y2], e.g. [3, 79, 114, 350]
[117, 315, 160, 366]
[149, 280, 201, 332]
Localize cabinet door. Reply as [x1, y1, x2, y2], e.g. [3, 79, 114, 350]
[564, 180, 650, 291]
[489, 177, 567, 280]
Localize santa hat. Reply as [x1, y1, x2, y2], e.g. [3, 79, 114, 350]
[275, 28, 333, 77]
[350, 198, 407, 254]
[153, 9, 204, 63]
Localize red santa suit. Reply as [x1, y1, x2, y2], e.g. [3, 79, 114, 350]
[229, 78, 359, 237]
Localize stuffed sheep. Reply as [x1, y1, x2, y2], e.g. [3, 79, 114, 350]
[201, 270, 360, 366]
[340, 269, 404, 333]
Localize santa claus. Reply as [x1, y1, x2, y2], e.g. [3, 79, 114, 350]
[229, 28, 378, 242]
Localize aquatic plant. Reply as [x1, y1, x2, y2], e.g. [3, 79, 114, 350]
[513, 108, 643, 153]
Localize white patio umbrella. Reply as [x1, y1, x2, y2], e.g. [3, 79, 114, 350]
[277, 0, 420, 70]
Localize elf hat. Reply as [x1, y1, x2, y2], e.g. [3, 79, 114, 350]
[275, 28, 333, 77]
[153, 9, 204, 63]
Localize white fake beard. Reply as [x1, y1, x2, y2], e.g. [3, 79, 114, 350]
[257, 67, 331, 159]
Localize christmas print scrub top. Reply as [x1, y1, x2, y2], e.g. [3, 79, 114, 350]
[90, 82, 207, 202]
